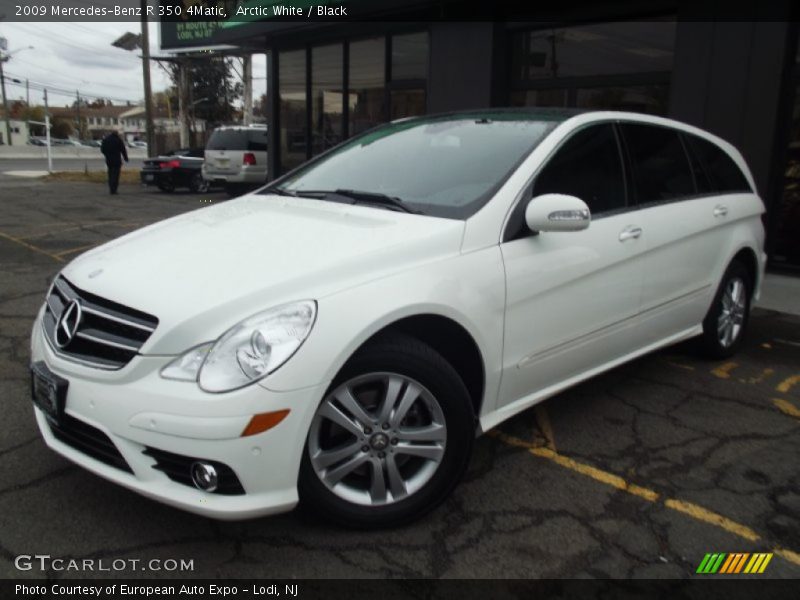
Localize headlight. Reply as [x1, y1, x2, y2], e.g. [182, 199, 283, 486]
[160, 301, 316, 393]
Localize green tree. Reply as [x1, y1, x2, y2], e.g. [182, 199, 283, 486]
[167, 56, 242, 126]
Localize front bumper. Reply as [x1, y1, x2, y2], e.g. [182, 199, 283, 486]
[30, 310, 325, 520]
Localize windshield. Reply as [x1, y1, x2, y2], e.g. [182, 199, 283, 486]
[269, 114, 558, 218]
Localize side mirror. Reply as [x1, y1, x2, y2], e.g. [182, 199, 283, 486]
[525, 193, 591, 233]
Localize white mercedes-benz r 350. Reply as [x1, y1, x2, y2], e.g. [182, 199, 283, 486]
[30, 110, 766, 527]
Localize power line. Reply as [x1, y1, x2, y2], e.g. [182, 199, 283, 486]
[5, 79, 137, 105]
[4, 60, 135, 91]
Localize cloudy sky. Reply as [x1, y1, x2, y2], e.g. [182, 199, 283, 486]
[0, 21, 267, 109]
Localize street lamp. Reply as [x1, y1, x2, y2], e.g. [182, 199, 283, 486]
[0, 44, 34, 146]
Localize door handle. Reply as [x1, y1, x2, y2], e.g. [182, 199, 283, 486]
[713, 205, 729, 217]
[619, 226, 642, 242]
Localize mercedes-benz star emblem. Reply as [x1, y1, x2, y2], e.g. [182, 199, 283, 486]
[55, 299, 82, 349]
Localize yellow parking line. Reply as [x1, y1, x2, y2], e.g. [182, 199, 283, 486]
[0, 231, 65, 263]
[711, 362, 738, 379]
[54, 243, 98, 258]
[773, 398, 800, 420]
[776, 375, 800, 395]
[664, 499, 759, 542]
[490, 430, 800, 567]
[741, 368, 775, 385]
[534, 405, 557, 451]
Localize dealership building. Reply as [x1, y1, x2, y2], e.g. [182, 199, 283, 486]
[162, 1, 800, 273]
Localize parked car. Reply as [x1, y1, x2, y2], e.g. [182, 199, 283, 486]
[202, 124, 268, 196]
[28, 137, 49, 146]
[140, 148, 209, 193]
[82, 140, 102, 148]
[29, 110, 765, 527]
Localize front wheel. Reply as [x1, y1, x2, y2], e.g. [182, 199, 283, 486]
[699, 260, 752, 358]
[298, 333, 474, 528]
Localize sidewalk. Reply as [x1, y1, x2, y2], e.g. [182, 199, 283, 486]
[757, 272, 800, 315]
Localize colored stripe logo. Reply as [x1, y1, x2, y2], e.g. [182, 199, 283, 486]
[696, 553, 773, 574]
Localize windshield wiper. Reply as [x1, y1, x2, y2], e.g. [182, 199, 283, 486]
[312, 189, 421, 214]
[263, 187, 422, 214]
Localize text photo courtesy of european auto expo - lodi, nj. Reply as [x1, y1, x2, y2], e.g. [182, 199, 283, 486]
[0, 0, 799, 598]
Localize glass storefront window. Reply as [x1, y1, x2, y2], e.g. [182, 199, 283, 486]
[390, 89, 426, 119]
[349, 38, 385, 136]
[279, 49, 307, 173]
[512, 21, 676, 82]
[510, 21, 675, 116]
[510, 89, 569, 108]
[311, 44, 344, 155]
[576, 85, 669, 115]
[775, 82, 800, 268]
[392, 32, 428, 80]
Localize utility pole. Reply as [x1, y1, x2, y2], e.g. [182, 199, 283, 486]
[243, 55, 253, 126]
[178, 60, 190, 147]
[0, 57, 12, 146]
[75, 90, 81, 139]
[44, 88, 52, 172]
[25, 78, 29, 106]
[140, 0, 155, 153]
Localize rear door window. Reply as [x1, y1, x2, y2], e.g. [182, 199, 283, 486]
[533, 124, 627, 215]
[621, 123, 695, 204]
[683, 134, 751, 193]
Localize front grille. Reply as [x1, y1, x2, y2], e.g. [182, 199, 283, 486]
[142, 447, 246, 495]
[42, 276, 158, 370]
[49, 414, 133, 473]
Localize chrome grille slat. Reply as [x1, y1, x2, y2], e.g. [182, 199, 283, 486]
[42, 276, 158, 370]
[75, 330, 141, 352]
[81, 305, 156, 332]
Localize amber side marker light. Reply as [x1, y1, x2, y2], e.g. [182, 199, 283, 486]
[241, 410, 290, 437]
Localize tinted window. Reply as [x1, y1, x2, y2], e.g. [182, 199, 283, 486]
[622, 123, 694, 203]
[206, 130, 248, 151]
[684, 134, 751, 193]
[247, 130, 268, 152]
[533, 124, 626, 215]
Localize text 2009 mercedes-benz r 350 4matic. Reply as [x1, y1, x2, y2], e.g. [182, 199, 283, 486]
[30, 110, 766, 527]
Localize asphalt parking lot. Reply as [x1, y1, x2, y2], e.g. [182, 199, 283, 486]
[0, 176, 798, 579]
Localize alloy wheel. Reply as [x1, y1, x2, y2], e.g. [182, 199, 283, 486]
[308, 372, 447, 507]
[717, 276, 746, 348]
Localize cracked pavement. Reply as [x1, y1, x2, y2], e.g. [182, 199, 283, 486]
[0, 177, 798, 579]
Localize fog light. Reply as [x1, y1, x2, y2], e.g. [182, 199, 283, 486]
[190, 462, 218, 492]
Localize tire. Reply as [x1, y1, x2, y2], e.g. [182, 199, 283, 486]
[298, 332, 474, 528]
[189, 173, 210, 194]
[698, 260, 752, 359]
[157, 180, 175, 193]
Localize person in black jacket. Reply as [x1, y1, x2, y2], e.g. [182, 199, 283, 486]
[100, 130, 129, 194]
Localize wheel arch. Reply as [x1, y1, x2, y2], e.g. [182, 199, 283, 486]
[340, 313, 487, 421]
[730, 245, 759, 296]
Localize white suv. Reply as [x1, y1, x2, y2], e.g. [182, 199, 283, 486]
[202, 125, 268, 196]
[30, 110, 765, 528]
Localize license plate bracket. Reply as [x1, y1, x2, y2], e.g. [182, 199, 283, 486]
[30, 362, 68, 426]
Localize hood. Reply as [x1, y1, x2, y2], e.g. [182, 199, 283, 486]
[62, 194, 464, 354]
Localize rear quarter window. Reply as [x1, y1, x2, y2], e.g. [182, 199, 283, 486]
[683, 134, 752, 193]
[247, 130, 268, 152]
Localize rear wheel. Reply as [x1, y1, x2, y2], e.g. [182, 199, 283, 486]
[298, 333, 474, 528]
[189, 173, 210, 194]
[699, 260, 752, 358]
